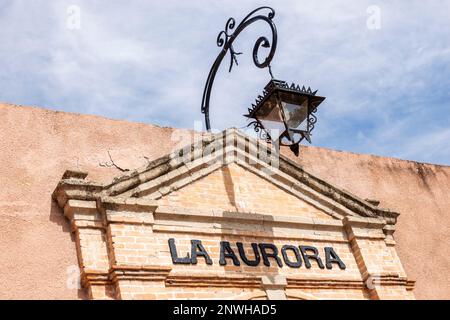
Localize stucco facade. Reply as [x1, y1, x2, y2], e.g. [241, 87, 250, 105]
[1, 103, 449, 299]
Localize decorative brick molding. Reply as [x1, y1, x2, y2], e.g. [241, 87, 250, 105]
[261, 275, 288, 300]
[53, 129, 414, 300]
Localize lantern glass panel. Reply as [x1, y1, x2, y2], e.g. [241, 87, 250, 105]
[254, 97, 286, 141]
[281, 96, 308, 132]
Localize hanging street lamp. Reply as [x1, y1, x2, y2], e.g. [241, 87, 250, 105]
[201, 7, 325, 156]
[245, 79, 325, 156]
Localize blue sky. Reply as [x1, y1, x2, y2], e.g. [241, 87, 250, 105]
[1, 0, 449, 165]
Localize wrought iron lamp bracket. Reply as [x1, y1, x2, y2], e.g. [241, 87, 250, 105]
[200, 6, 278, 131]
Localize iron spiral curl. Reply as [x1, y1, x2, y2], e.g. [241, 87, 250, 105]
[308, 103, 319, 132]
[248, 120, 271, 142]
[201, 7, 278, 131]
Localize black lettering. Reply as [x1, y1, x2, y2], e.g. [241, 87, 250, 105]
[281, 245, 302, 268]
[219, 241, 240, 266]
[237, 242, 260, 266]
[191, 240, 213, 265]
[299, 245, 325, 269]
[259, 243, 283, 267]
[168, 238, 191, 264]
[324, 247, 346, 270]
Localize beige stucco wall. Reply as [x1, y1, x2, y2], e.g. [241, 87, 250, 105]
[0, 102, 449, 299]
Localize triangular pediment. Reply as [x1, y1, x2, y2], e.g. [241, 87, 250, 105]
[53, 129, 399, 224]
[156, 162, 333, 220]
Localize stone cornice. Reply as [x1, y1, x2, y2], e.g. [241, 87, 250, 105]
[55, 198, 388, 242]
[52, 128, 400, 226]
[80, 268, 390, 291]
[80, 267, 415, 292]
[81, 266, 173, 287]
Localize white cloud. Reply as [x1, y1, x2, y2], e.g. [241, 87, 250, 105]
[0, 0, 449, 164]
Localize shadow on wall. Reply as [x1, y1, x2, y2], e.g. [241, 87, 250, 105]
[222, 166, 237, 210]
[49, 197, 89, 300]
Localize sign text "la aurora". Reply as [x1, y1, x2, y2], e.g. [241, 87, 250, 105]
[168, 238, 346, 270]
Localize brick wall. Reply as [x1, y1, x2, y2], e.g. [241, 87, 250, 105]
[159, 164, 330, 219]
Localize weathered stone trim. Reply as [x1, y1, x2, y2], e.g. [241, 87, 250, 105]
[80, 269, 376, 291]
[152, 225, 350, 243]
[406, 280, 416, 291]
[166, 275, 261, 288]
[110, 265, 172, 282]
[155, 205, 345, 228]
[81, 266, 172, 287]
[164, 274, 368, 290]
[81, 271, 110, 286]
[51, 128, 398, 223]
[287, 278, 365, 290]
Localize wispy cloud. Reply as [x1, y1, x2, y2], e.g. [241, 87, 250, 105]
[0, 0, 449, 164]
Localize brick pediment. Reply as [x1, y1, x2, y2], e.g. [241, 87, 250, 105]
[157, 162, 332, 220]
[53, 128, 399, 224]
[51, 128, 414, 300]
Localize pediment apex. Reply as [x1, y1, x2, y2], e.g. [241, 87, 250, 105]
[53, 128, 399, 224]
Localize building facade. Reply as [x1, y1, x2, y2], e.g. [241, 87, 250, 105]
[53, 129, 414, 300]
[1, 103, 449, 299]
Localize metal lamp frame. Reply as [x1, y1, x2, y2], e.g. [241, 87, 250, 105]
[200, 7, 325, 156]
